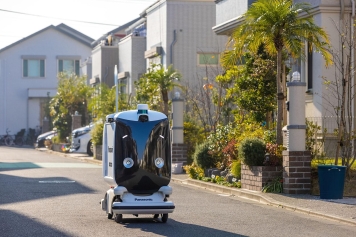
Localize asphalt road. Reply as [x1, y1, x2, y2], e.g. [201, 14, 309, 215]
[0, 146, 355, 237]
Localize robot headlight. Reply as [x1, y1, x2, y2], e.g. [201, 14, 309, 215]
[123, 158, 134, 168]
[155, 157, 164, 168]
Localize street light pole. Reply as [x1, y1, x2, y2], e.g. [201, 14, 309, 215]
[115, 65, 118, 113]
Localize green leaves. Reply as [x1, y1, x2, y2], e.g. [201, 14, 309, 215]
[262, 177, 283, 193]
[223, 0, 331, 68]
[224, 53, 277, 123]
[135, 63, 181, 116]
[49, 73, 92, 141]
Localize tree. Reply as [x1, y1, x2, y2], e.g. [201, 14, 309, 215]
[222, 0, 331, 145]
[135, 63, 181, 116]
[49, 73, 92, 141]
[88, 83, 116, 121]
[183, 53, 232, 134]
[220, 52, 277, 124]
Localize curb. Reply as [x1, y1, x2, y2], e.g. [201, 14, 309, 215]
[171, 178, 356, 226]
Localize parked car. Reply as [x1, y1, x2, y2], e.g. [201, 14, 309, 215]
[35, 130, 57, 148]
[69, 123, 94, 156]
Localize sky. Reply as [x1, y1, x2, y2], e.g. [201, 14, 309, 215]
[0, 0, 157, 49]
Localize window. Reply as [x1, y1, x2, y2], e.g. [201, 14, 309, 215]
[58, 59, 80, 75]
[307, 43, 313, 90]
[23, 59, 45, 77]
[198, 53, 219, 66]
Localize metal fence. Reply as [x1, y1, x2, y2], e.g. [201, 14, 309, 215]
[306, 116, 355, 135]
[306, 117, 355, 157]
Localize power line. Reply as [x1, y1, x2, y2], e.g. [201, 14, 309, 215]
[0, 8, 119, 26]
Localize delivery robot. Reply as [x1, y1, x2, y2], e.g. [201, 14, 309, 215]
[100, 104, 175, 223]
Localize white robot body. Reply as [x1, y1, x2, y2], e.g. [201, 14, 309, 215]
[100, 104, 175, 223]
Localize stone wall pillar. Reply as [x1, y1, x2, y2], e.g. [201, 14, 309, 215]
[283, 151, 311, 194]
[171, 93, 187, 173]
[71, 112, 82, 131]
[283, 72, 311, 194]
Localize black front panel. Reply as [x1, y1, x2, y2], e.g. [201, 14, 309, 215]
[114, 118, 171, 194]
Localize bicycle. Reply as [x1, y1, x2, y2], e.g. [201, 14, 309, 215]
[5, 135, 23, 146]
[0, 129, 11, 146]
[3, 129, 23, 147]
[0, 134, 8, 145]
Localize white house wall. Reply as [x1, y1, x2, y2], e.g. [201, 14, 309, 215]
[118, 35, 146, 95]
[0, 27, 92, 135]
[130, 37, 147, 93]
[91, 46, 102, 84]
[215, 0, 247, 26]
[118, 36, 133, 78]
[146, 1, 168, 67]
[146, 0, 227, 88]
[304, 4, 352, 119]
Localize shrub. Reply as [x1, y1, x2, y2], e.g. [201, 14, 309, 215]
[193, 141, 219, 169]
[52, 135, 59, 144]
[238, 138, 266, 167]
[264, 143, 283, 166]
[183, 164, 204, 179]
[183, 120, 205, 165]
[263, 129, 276, 144]
[91, 122, 104, 145]
[207, 123, 232, 161]
[230, 160, 241, 178]
[262, 177, 283, 193]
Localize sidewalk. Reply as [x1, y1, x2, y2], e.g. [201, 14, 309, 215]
[41, 149, 356, 226]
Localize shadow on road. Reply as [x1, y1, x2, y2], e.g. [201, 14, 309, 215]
[0, 209, 72, 237]
[112, 217, 247, 237]
[0, 173, 95, 205]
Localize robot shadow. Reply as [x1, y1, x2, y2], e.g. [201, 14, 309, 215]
[111, 217, 247, 237]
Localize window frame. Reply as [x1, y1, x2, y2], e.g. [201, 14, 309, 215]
[22, 55, 46, 78]
[197, 53, 220, 66]
[56, 56, 81, 76]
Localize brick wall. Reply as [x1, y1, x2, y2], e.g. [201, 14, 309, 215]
[283, 151, 311, 194]
[241, 164, 283, 191]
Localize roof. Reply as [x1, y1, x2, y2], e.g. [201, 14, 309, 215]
[0, 24, 94, 53]
[91, 17, 141, 47]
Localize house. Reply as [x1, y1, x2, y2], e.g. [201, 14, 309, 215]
[89, 0, 227, 109]
[212, 1, 354, 149]
[90, 18, 140, 88]
[143, 0, 227, 91]
[0, 24, 93, 137]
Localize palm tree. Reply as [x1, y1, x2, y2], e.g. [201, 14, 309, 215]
[222, 0, 332, 145]
[136, 63, 181, 116]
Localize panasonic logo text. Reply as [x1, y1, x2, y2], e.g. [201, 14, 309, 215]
[135, 198, 153, 201]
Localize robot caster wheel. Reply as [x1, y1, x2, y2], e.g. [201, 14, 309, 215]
[107, 213, 113, 219]
[114, 214, 123, 223]
[161, 214, 168, 223]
